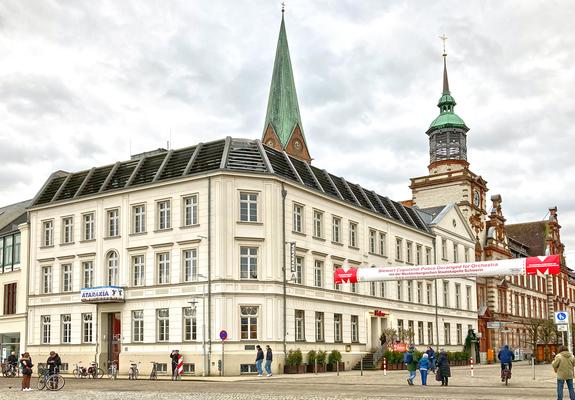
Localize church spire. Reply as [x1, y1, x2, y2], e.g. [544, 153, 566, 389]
[262, 9, 311, 162]
[443, 53, 450, 94]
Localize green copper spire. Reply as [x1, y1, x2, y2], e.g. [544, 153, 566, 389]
[263, 12, 305, 147]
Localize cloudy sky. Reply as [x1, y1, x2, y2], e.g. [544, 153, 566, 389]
[1, 0, 574, 264]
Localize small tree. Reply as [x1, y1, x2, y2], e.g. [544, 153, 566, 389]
[381, 328, 397, 349]
[540, 320, 558, 362]
[307, 350, 317, 365]
[316, 350, 327, 365]
[404, 328, 415, 345]
[523, 318, 543, 357]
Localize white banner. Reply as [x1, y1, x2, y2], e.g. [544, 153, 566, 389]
[80, 286, 125, 303]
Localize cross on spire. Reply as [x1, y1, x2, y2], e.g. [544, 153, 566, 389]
[439, 34, 448, 56]
[281, 2, 285, 13]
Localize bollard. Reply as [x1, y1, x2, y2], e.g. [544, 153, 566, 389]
[314, 358, 317, 375]
[532, 356, 535, 380]
[383, 357, 387, 376]
[470, 357, 474, 377]
[336, 361, 339, 376]
[360, 357, 363, 376]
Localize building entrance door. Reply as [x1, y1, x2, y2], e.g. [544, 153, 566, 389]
[371, 317, 379, 351]
[108, 313, 121, 367]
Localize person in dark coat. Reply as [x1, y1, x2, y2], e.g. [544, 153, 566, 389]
[170, 350, 179, 378]
[265, 345, 273, 377]
[425, 346, 436, 373]
[20, 352, 33, 391]
[255, 345, 264, 377]
[497, 345, 515, 378]
[436, 349, 451, 386]
[46, 351, 61, 374]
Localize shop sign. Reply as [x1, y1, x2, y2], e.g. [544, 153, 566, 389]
[81, 286, 125, 303]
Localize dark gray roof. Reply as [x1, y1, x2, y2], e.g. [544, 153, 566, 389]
[0, 199, 31, 235]
[416, 205, 448, 224]
[31, 137, 429, 233]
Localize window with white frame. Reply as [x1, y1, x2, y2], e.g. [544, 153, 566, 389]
[157, 252, 170, 284]
[427, 283, 432, 304]
[334, 313, 343, 342]
[183, 195, 198, 226]
[83, 213, 95, 241]
[464, 247, 470, 263]
[294, 256, 303, 284]
[43, 220, 54, 246]
[418, 321, 424, 345]
[333, 265, 341, 291]
[157, 309, 170, 341]
[379, 232, 386, 256]
[332, 217, 341, 243]
[183, 249, 198, 282]
[132, 255, 145, 286]
[453, 243, 459, 263]
[315, 312, 324, 342]
[183, 307, 197, 341]
[132, 310, 144, 342]
[417, 282, 423, 303]
[407, 281, 413, 302]
[380, 282, 386, 298]
[351, 315, 359, 343]
[61, 264, 72, 292]
[444, 322, 451, 345]
[369, 229, 376, 253]
[443, 281, 449, 307]
[82, 313, 93, 343]
[82, 261, 93, 288]
[61, 314, 71, 344]
[313, 210, 323, 238]
[295, 310, 305, 341]
[396, 238, 403, 260]
[370, 282, 376, 296]
[425, 247, 432, 264]
[107, 209, 119, 237]
[456, 323, 462, 345]
[42, 266, 52, 294]
[441, 238, 447, 259]
[240, 247, 258, 280]
[428, 322, 434, 344]
[293, 203, 303, 233]
[240, 306, 258, 340]
[349, 222, 358, 247]
[62, 217, 74, 244]
[107, 251, 119, 286]
[455, 283, 461, 309]
[239, 193, 258, 222]
[157, 200, 171, 230]
[397, 281, 402, 300]
[350, 282, 358, 293]
[466, 286, 472, 310]
[41, 315, 51, 344]
[416, 245, 422, 265]
[132, 204, 146, 234]
[406, 242, 413, 263]
[314, 260, 323, 288]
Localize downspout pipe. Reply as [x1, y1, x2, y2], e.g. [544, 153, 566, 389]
[282, 183, 287, 360]
[208, 176, 212, 376]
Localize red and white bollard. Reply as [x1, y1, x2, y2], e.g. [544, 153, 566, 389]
[177, 353, 184, 378]
[383, 357, 387, 376]
[470, 357, 474, 377]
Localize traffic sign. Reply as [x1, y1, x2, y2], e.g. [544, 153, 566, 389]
[558, 324, 569, 332]
[219, 330, 228, 340]
[555, 311, 569, 325]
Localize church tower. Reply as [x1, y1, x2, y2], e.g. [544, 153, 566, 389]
[262, 9, 311, 163]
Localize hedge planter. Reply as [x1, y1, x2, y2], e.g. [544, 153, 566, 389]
[306, 364, 326, 373]
[327, 362, 345, 372]
[284, 365, 306, 374]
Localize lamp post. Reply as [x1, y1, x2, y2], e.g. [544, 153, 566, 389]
[192, 273, 208, 377]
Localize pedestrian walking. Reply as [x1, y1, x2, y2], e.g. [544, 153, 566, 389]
[255, 345, 264, 377]
[265, 345, 273, 377]
[404, 344, 418, 385]
[425, 346, 436, 373]
[20, 352, 33, 392]
[552, 345, 575, 400]
[418, 353, 430, 386]
[169, 350, 179, 379]
[436, 348, 451, 386]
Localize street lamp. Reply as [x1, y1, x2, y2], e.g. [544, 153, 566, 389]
[190, 273, 208, 377]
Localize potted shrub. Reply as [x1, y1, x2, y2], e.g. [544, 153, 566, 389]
[328, 350, 344, 372]
[316, 350, 327, 373]
[381, 350, 392, 370]
[284, 349, 305, 374]
[306, 350, 317, 373]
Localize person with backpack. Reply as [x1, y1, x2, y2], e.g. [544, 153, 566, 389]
[418, 353, 430, 386]
[425, 346, 436, 373]
[404, 345, 418, 385]
[552, 345, 575, 400]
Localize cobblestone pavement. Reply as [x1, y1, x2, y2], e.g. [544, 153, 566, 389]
[0, 362, 560, 399]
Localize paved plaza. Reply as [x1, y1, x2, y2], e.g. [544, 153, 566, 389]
[0, 362, 564, 399]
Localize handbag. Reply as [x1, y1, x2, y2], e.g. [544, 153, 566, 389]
[435, 371, 442, 381]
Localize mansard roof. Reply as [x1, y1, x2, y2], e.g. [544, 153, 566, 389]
[0, 199, 31, 235]
[30, 137, 429, 233]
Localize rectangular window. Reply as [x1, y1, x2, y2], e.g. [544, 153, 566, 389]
[42, 266, 52, 294]
[295, 310, 305, 341]
[443, 281, 449, 307]
[157, 252, 170, 284]
[334, 313, 343, 342]
[455, 283, 461, 309]
[61, 314, 71, 344]
[426, 283, 432, 305]
[427, 322, 434, 345]
[157, 309, 170, 342]
[107, 252, 119, 286]
[444, 323, 451, 345]
[3, 283, 17, 315]
[416, 245, 422, 265]
[3, 236, 12, 269]
[380, 282, 386, 298]
[240, 193, 258, 222]
[240, 306, 258, 340]
[417, 282, 423, 304]
[314, 260, 323, 288]
[62, 217, 74, 244]
[453, 243, 459, 263]
[466, 286, 472, 310]
[182, 363, 195, 375]
[183, 307, 197, 341]
[397, 281, 402, 301]
[82, 313, 93, 343]
[332, 217, 341, 243]
[43, 220, 54, 246]
[293, 203, 303, 233]
[407, 281, 413, 302]
[183, 249, 198, 282]
[294, 256, 303, 284]
[379, 232, 386, 256]
[240, 247, 258, 280]
[132, 204, 146, 234]
[425, 247, 432, 264]
[398, 319, 404, 340]
[333, 265, 342, 291]
[441, 238, 447, 259]
[107, 209, 119, 237]
[351, 315, 359, 343]
[313, 210, 323, 238]
[132, 310, 144, 342]
[83, 213, 95, 241]
[369, 229, 376, 253]
[61, 264, 72, 292]
[370, 282, 376, 296]
[0, 237, 3, 269]
[395, 238, 403, 261]
[13, 233, 21, 266]
[406, 242, 413, 263]
[41, 315, 51, 344]
[418, 321, 424, 345]
[132, 255, 145, 286]
[157, 200, 171, 230]
[315, 312, 325, 342]
[350, 282, 358, 293]
[349, 222, 358, 247]
[456, 323, 462, 345]
[184, 195, 199, 226]
[82, 261, 93, 288]
[464, 247, 470, 263]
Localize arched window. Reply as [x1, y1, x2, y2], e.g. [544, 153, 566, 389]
[107, 250, 119, 286]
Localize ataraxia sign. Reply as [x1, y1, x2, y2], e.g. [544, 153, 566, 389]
[80, 286, 125, 303]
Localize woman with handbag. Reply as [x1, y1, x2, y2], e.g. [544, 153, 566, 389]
[20, 352, 33, 391]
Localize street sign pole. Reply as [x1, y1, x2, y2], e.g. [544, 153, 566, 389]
[555, 311, 571, 354]
[219, 330, 227, 376]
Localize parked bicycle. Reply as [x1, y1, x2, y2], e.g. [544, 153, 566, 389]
[37, 366, 65, 391]
[128, 361, 140, 380]
[107, 360, 118, 380]
[149, 362, 158, 380]
[73, 361, 104, 379]
[1, 363, 18, 378]
[501, 363, 512, 386]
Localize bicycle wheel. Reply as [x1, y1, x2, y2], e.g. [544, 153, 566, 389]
[37, 376, 47, 390]
[73, 368, 80, 379]
[47, 374, 65, 391]
[95, 368, 104, 379]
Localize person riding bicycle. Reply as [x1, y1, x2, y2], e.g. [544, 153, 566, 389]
[47, 351, 62, 374]
[497, 345, 515, 381]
